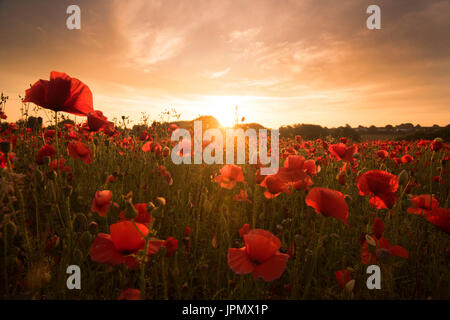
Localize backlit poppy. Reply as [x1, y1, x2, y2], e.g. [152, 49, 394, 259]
[23, 71, 93, 116]
[356, 170, 398, 209]
[407, 195, 439, 215]
[227, 229, 289, 282]
[305, 187, 349, 226]
[67, 141, 93, 164]
[214, 164, 244, 189]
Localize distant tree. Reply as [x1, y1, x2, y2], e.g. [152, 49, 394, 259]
[368, 125, 378, 134]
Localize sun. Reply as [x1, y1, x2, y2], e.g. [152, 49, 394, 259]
[203, 95, 240, 127]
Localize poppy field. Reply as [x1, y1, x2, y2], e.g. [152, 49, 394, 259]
[0, 72, 449, 300]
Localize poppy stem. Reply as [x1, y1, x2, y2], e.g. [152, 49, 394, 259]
[302, 216, 326, 299]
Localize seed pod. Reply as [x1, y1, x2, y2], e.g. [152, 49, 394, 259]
[80, 231, 92, 250]
[5, 221, 17, 239]
[398, 170, 409, 185]
[63, 185, 73, 197]
[0, 141, 11, 154]
[88, 221, 99, 235]
[155, 197, 166, 207]
[376, 248, 392, 263]
[73, 213, 88, 232]
[124, 202, 138, 219]
[73, 249, 84, 264]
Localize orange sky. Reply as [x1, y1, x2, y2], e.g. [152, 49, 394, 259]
[0, 0, 449, 128]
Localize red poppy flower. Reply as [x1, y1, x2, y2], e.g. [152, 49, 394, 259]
[425, 207, 450, 234]
[158, 165, 173, 185]
[401, 154, 414, 163]
[67, 141, 93, 164]
[164, 237, 178, 257]
[356, 170, 398, 209]
[407, 195, 439, 215]
[119, 203, 154, 227]
[118, 288, 141, 300]
[87, 110, 110, 132]
[360, 219, 408, 264]
[23, 71, 93, 116]
[376, 150, 388, 159]
[89, 221, 164, 269]
[214, 164, 244, 189]
[305, 187, 349, 226]
[233, 189, 252, 203]
[329, 143, 357, 163]
[227, 229, 289, 282]
[36, 144, 56, 164]
[260, 175, 291, 199]
[239, 224, 250, 238]
[335, 269, 351, 289]
[91, 190, 113, 217]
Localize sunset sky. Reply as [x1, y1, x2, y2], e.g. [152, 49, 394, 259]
[0, 0, 449, 128]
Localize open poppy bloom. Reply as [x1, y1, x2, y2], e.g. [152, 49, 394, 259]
[36, 144, 56, 164]
[407, 194, 439, 215]
[259, 155, 315, 198]
[329, 143, 357, 163]
[67, 141, 93, 164]
[89, 221, 164, 269]
[87, 110, 110, 132]
[259, 175, 291, 199]
[91, 190, 113, 217]
[305, 187, 349, 226]
[228, 229, 289, 282]
[23, 71, 93, 116]
[376, 150, 388, 159]
[164, 237, 178, 257]
[360, 218, 408, 264]
[425, 207, 450, 234]
[232, 189, 252, 203]
[356, 170, 398, 209]
[119, 203, 155, 227]
[214, 164, 244, 189]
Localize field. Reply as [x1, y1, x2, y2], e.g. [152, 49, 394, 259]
[1, 98, 449, 300]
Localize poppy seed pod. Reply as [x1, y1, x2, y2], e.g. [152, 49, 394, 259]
[376, 248, 392, 263]
[345, 279, 356, 292]
[155, 197, 166, 207]
[5, 221, 17, 239]
[398, 170, 409, 185]
[147, 201, 156, 212]
[88, 221, 99, 235]
[0, 141, 11, 154]
[80, 231, 92, 250]
[365, 234, 377, 248]
[73, 213, 88, 232]
[124, 201, 138, 219]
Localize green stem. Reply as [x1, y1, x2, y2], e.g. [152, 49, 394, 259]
[302, 216, 326, 299]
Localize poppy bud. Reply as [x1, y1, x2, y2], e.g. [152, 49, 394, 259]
[365, 234, 377, 250]
[5, 221, 17, 239]
[147, 201, 156, 212]
[73, 249, 84, 264]
[124, 202, 138, 219]
[88, 221, 99, 235]
[63, 185, 73, 197]
[73, 213, 88, 232]
[376, 248, 392, 263]
[345, 279, 355, 293]
[41, 156, 51, 166]
[155, 197, 166, 207]
[181, 282, 189, 292]
[0, 141, 11, 154]
[80, 231, 92, 250]
[46, 170, 57, 180]
[398, 169, 409, 185]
